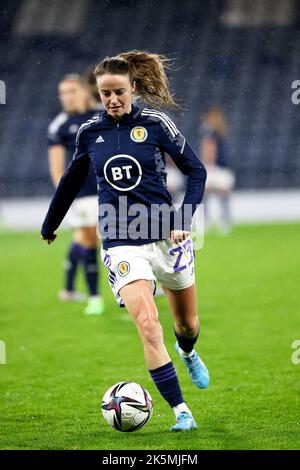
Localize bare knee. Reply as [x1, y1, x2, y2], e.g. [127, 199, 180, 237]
[135, 296, 163, 347]
[141, 315, 163, 347]
[175, 315, 199, 337]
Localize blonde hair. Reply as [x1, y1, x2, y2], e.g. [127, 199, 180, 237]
[93, 50, 178, 109]
[202, 106, 228, 137]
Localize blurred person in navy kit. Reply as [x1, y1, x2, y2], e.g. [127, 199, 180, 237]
[47, 74, 104, 315]
[42, 51, 209, 431]
[200, 106, 235, 234]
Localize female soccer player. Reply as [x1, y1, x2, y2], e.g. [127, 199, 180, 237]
[41, 51, 209, 431]
[200, 106, 235, 234]
[48, 74, 104, 315]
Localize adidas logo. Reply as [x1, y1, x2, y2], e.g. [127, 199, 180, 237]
[95, 135, 105, 143]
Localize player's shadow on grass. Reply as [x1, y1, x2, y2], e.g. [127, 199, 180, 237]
[202, 424, 250, 450]
[42, 425, 249, 450]
[59, 429, 181, 450]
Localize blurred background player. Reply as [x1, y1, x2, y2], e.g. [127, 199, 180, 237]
[47, 73, 104, 315]
[199, 106, 235, 234]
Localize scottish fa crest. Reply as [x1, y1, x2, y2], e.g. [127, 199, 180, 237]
[117, 261, 130, 277]
[130, 126, 148, 143]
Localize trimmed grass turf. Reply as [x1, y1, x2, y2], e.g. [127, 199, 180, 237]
[0, 223, 300, 450]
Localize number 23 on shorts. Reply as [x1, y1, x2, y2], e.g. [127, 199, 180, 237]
[168, 239, 194, 273]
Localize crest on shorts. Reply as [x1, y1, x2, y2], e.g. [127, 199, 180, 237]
[130, 126, 148, 143]
[117, 261, 130, 277]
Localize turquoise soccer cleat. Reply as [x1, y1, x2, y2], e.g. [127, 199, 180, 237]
[171, 412, 198, 432]
[175, 342, 209, 389]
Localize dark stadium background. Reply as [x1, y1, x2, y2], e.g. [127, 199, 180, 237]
[1, 0, 300, 198]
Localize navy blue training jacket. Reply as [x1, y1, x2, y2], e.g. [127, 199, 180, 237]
[41, 104, 207, 249]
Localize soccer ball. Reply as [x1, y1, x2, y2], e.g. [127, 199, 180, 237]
[101, 381, 153, 432]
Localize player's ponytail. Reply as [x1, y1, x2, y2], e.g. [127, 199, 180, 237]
[93, 50, 178, 109]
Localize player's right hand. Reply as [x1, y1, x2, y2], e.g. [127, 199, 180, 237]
[41, 233, 57, 245]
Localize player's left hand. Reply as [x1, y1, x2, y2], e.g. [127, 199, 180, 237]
[170, 230, 190, 244]
[41, 233, 57, 245]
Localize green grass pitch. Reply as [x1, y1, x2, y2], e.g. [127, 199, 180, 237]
[0, 223, 300, 450]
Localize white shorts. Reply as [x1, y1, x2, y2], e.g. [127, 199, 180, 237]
[206, 166, 235, 192]
[101, 238, 195, 307]
[67, 196, 98, 229]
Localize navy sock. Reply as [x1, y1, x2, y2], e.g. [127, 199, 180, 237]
[81, 247, 99, 296]
[65, 242, 82, 292]
[149, 361, 184, 408]
[175, 328, 199, 353]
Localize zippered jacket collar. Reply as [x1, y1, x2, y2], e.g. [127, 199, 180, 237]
[101, 103, 142, 125]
